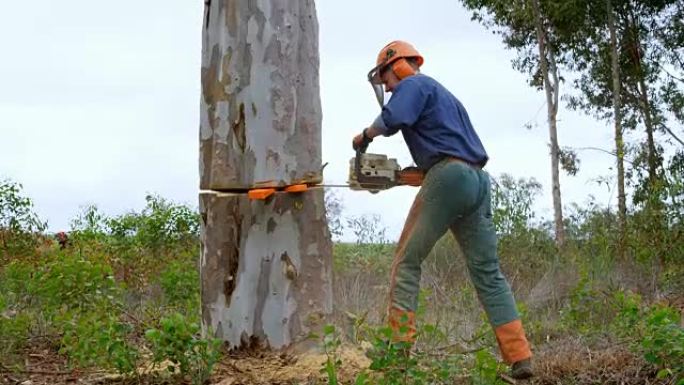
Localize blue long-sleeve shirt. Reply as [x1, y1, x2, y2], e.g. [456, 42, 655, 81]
[377, 74, 489, 171]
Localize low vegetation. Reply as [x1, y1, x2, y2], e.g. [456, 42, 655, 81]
[0, 177, 682, 384]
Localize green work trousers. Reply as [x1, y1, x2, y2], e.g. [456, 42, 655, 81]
[388, 158, 519, 327]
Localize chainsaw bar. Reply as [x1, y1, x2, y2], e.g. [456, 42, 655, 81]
[198, 151, 421, 196]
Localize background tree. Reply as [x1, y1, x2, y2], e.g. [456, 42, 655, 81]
[460, 0, 574, 249]
[561, 0, 682, 263]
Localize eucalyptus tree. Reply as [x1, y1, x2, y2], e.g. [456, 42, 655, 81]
[460, 0, 583, 248]
[199, 0, 332, 350]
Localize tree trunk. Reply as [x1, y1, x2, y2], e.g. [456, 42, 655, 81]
[627, 15, 659, 188]
[530, 0, 565, 249]
[199, 0, 332, 350]
[200, 0, 323, 190]
[638, 76, 659, 186]
[607, 0, 627, 259]
[199, 189, 332, 349]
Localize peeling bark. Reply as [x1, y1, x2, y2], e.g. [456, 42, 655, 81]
[199, 0, 331, 350]
[199, 189, 332, 349]
[200, 0, 323, 190]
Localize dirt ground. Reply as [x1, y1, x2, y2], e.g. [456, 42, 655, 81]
[0, 345, 370, 385]
[0, 339, 670, 385]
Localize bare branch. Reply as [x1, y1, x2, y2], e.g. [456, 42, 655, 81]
[659, 123, 684, 147]
[573, 146, 644, 169]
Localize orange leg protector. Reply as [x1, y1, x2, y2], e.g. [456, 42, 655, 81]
[388, 306, 417, 343]
[494, 319, 532, 364]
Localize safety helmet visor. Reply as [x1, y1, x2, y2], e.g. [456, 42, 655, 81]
[367, 63, 388, 108]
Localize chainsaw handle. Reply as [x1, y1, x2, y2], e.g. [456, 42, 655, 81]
[354, 149, 363, 180]
[353, 128, 372, 153]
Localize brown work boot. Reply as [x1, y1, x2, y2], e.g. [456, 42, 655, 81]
[510, 358, 534, 380]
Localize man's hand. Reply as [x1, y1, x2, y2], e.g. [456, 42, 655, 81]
[352, 128, 373, 152]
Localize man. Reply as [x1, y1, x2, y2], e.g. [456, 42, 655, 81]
[55, 231, 69, 250]
[352, 40, 533, 380]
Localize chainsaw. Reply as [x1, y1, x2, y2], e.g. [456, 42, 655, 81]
[233, 150, 423, 200]
[346, 150, 424, 193]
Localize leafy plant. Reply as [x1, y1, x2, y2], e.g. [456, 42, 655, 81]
[0, 179, 46, 261]
[0, 260, 35, 312]
[105, 194, 200, 287]
[320, 324, 342, 385]
[34, 254, 119, 316]
[491, 174, 542, 237]
[346, 214, 388, 245]
[157, 259, 200, 318]
[469, 349, 506, 385]
[640, 306, 684, 381]
[145, 313, 221, 385]
[359, 327, 423, 385]
[60, 311, 139, 375]
[612, 291, 684, 382]
[324, 189, 345, 241]
[356, 323, 468, 385]
[0, 312, 31, 367]
[69, 204, 108, 257]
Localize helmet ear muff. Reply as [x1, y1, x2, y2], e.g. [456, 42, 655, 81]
[391, 58, 416, 80]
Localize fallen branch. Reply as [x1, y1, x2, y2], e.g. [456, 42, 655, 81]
[0, 367, 75, 376]
[0, 362, 99, 377]
[419, 342, 489, 358]
[498, 373, 518, 384]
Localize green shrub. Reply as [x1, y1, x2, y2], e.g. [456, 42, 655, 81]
[60, 311, 139, 375]
[0, 260, 35, 311]
[158, 259, 200, 317]
[145, 313, 221, 385]
[0, 313, 32, 367]
[34, 254, 119, 316]
[103, 195, 199, 288]
[321, 319, 502, 385]
[491, 174, 542, 237]
[612, 292, 684, 382]
[560, 270, 620, 335]
[333, 242, 393, 273]
[68, 204, 109, 257]
[640, 306, 684, 381]
[0, 179, 46, 262]
[470, 349, 506, 385]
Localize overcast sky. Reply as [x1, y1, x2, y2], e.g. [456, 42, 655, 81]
[0, 0, 619, 241]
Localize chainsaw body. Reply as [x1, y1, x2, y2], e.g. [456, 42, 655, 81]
[347, 152, 424, 193]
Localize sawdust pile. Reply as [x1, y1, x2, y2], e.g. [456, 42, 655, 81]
[211, 345, 371, 385]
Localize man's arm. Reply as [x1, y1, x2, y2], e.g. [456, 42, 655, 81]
[365, 114, 387, 138]
[352, 77, 428, 150]
[352, 125, 379, 152]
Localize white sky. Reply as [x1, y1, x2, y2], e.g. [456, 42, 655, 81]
[0, 0, 620, 241]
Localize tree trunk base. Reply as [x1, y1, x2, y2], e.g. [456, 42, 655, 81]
[199, 188, 332, 350]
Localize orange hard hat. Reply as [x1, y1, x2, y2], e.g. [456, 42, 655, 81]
[375, 40, 424, 69]
[367, 41, 424, 107]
